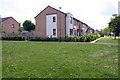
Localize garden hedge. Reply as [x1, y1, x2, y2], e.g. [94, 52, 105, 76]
[1, 34, 101, 42]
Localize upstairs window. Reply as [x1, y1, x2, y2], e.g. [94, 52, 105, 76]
[53, 16, 56, 22]
[53, 29, 56, 36]
[12, 24, 14, 28]
[70, 17, 72, 24]
[74, 20, 77, 26]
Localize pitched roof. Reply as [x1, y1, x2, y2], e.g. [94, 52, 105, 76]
[73, 17, 80, 22]
[35, 5, 91, 29]
[73, 17, 89, 26]
[0, 17, 12, 22]
[35, 5, 66, 18]
[0, 17, 19, 24]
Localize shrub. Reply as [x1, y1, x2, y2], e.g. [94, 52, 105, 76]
[71, 34, 101, 42]
[1, 34, 101, 42]
[2, 36, 25, 41]
[30, 37, 59, 42]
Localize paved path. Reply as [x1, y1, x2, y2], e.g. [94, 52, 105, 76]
[94, 42, 119, 45]
[63, 37, 119, 45]
[63, 37, 104, 44]
[90, 37, 104, 43]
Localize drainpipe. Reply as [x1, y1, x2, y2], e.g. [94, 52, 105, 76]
[0, 15, 2, 34]
[59, 7, 61, 42]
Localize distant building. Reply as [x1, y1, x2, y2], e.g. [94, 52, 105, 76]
[0, 17, 20, 34]
[94, 29, 100, 34]
[35, 6, 92, 38]
[86, 26, 94, 34]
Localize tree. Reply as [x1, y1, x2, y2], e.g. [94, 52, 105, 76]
[23, 20, 35, 32]
[109, 15, 120, 39]
[18, 27, 23, 32]
[102, 26, 111, 35]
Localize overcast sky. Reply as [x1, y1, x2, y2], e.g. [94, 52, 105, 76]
[0, 0, 119, 30]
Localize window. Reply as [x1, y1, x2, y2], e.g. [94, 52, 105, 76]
[74, 20, 77, 26]
[74, 30, 77, 36]
[81, 30, 83, 32]
[12, 24, 14, 28]
[53, 29, 56, 36]
[77, 29, 79, 36]
[53, 16, 56, 22]
[70, 29, 73, 35]
[70, 17, 72, 24]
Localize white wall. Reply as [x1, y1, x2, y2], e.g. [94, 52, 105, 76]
[73, 25, 77, 36]
[46, 14, 57, 38]
[81, 24, 87, 36]
[66, 13, 73, 36]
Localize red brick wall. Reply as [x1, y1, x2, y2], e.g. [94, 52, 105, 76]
[2, 17, 19, 33]
[35, 6, 66, 38]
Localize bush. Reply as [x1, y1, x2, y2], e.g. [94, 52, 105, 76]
[2, 36, 25, 41]
[1, 34, 101, 42]
[30, 37, 59, 42]
[71, 34, 100, 42]
[30, 34, 100, 42]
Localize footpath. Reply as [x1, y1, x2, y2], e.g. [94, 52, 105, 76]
[90, 37, 119, 45]
[90, 37, 104, 43]
[64, 37, 104, 44]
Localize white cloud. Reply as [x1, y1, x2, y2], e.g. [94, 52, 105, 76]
[0, 0, 119, 30]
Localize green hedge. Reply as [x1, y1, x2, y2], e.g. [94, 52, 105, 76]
[30, 34, 101, 42]
[1, 34, 101, 42]
[30, 37, 59, 42]
[1, 36, 25, 41]
[68, 34, 100, 42]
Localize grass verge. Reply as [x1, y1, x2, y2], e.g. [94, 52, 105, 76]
[96, 36, 120, 44]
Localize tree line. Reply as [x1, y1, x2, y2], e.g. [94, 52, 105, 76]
[102, 14, 120, 39]
[19, 20, 35, 32]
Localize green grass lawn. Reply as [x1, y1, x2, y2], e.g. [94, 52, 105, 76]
[2, 41, 118, 78]
[0, 41, 2, 79]
[96, 36, 120, 44]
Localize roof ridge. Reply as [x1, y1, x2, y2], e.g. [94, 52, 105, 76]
[35, 5, 66, 18]
[1, 17, 12, 22]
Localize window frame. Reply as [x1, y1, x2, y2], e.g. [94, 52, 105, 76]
[12, 24, 14, 28]
[53, 16, 56, 22]
[70, 17, 72, 24]
[53, 29, 56, 36]
[70, 29, 73, 35]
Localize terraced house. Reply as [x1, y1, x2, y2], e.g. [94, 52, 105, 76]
[35, 6, 93, 38]
[0, 17, 20, 34]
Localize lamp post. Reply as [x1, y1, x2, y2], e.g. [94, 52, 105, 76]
[59, 7, 61, 42]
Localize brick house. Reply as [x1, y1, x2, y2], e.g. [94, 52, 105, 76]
[0, 17, 20, 34]
[35, 6, 89, 38]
